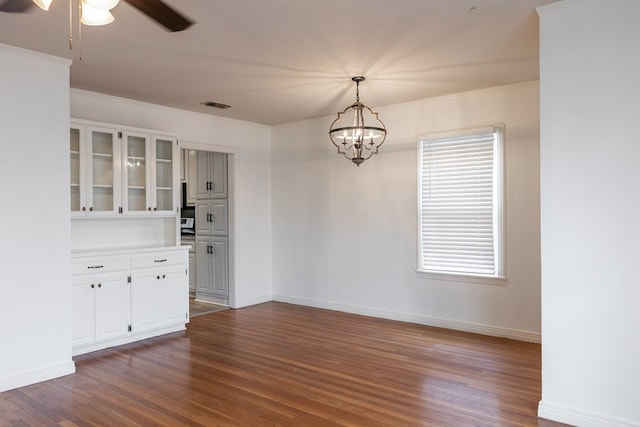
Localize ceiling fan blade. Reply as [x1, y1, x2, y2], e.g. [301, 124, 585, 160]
[0, 0, 34, 13]
[123, 0, 194, 32]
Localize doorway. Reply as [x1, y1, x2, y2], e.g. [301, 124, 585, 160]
[179, 145, 234, 314]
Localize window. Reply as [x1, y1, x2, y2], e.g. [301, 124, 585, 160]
[417, 125, 505, 280]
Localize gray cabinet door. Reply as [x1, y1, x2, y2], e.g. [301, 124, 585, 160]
[210, 152, 227, 198]
[195, 238, 213, 296]
[210, 238, 229, 299]
[195, 199, 227, 236]
[195, 236, 228, 304]
[194, 151, 227, 199]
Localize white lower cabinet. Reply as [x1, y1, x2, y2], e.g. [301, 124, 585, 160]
[71, 246, 189, 356]
[71, 273, 131, 348]
[131, 265, 188, 333]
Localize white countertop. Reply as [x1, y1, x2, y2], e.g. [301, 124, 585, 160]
[71, 244, 189, 258]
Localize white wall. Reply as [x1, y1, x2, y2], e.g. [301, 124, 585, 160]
[271, 81, 541, 341]
[0, 44, 75, 391]
[538, 1, 640, 426]
[70, 90, 273, 308]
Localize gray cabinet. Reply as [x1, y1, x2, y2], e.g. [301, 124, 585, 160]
[195, 237, 228, 304]
[195, 151, 227, 199]
[195, 199, 227, 236]
[194, 150, 229, 305]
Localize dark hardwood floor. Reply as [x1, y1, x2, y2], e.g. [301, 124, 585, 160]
[0, 303, 566, 426]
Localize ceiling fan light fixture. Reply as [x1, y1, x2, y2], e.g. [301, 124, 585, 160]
[81, 2, 114, 25]
[32, 0, 53, 11]
[83, 0, 119, 10]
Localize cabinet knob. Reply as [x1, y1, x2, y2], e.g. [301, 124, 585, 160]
[153, 207, 157, 211]
[162, 274, 166, 279]
[82, 206, 86, 212]
[89, 207, 94, 212]
[156, 275, 160, 280]
[98, 283, 102, 288]
[148, 207, 152, 211]
[91, 284, 95, 289]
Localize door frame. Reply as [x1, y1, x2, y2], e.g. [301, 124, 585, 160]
[178, 140, 236, 309]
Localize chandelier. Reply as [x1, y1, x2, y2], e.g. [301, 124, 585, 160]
[329, 76, 387, 166]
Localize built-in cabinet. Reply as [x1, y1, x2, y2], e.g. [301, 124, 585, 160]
[70, 118, 188, 357]
[195, 151, 229, 305]
[70, 125, 122, 216]
[71, 270, 130, 348]
[71, 120, 179, 218]
[195, 199, 228, 236]
[122, 131, 177, 215]
[195, 237, 229, 301]
[71, 247, 189, 356]
[195, 151, 227, 199]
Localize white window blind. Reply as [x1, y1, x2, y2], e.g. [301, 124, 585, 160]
[418, 126, 504, 278]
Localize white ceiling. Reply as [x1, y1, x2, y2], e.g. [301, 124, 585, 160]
[0, 0, 556, 125]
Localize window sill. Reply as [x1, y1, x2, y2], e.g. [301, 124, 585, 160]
[416, 270, 507, 286]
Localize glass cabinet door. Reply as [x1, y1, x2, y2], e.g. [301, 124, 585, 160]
[123, 132, 149, 214]
[153, 136, 175, 213]
[88, 127, 120, 215]
[70, 126, 84, 214]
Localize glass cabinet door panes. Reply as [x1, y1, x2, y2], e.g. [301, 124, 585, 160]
[126, 134, 148, 213]
[91, 130, 116, 213]
[70, 128, 82, 212]
[155, 138, 174, 211]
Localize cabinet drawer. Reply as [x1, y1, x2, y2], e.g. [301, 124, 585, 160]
[72, 257, 129, 275]
[131, 252, 185, 269]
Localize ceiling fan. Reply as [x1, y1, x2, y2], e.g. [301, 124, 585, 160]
[0, 0, 194, 32]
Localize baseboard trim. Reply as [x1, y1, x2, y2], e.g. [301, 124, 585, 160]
[538, 400, 640, 427]
[0, 361, 76, 393]
[272, 295, 541, 343]
[232, 294, 272, 309]
[72, 324, 186, 356]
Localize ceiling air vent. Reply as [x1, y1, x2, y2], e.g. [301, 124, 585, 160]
[201, 101, 231, 109]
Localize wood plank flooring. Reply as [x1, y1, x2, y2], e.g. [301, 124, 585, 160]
[0, 303, 566, 426]
[189, 298, 228, 317]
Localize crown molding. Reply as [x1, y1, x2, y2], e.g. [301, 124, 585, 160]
[537, 0, 590, 16]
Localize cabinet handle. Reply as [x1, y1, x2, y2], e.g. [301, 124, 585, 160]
[207, 213, 212, 222]
[91, 284, 95, 289]
[154, 259, 167, 263]
[87, 265, 104, 269]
